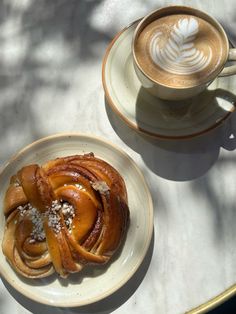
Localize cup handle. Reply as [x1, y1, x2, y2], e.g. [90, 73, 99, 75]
[219, 48, 236, 77]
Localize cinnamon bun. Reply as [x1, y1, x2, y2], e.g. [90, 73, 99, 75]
[2, 153, 129, 279]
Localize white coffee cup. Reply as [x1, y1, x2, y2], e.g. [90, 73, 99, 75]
[132, 5, 236, 100]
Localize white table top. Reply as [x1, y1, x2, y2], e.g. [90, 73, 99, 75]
[1, 0, 236, 313]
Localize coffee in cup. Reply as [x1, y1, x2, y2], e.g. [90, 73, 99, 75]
[132, 6, 236, 100]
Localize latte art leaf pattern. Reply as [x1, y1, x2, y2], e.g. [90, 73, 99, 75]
[150, 17, 212, 75]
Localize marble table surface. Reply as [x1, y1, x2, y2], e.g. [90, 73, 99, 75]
[1, 0, 236, 313]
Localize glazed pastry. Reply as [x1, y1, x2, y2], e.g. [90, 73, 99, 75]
[2, 153, 129, 278]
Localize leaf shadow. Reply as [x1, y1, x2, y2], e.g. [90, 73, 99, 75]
[0, 0, 113, 164]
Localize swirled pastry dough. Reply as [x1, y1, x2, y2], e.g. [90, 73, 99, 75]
[2, 153, 129, 278]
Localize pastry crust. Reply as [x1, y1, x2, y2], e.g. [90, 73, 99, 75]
[2, 153, 129, 278]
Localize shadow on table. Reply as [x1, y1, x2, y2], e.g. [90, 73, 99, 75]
[2, 230, 154, 314]
[105, 89, 236, 182]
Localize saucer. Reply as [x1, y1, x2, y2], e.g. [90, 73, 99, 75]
[102, 21, 236, 139]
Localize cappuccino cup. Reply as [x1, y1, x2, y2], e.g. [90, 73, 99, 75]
[132, 6, 236, 100]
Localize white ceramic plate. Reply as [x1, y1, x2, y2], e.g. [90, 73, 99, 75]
[102, 21, 236, 139]
[0, 133, 153, 307]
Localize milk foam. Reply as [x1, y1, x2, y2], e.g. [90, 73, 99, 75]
[149, 17, 212, 75]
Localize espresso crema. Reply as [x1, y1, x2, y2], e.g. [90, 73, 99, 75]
[134, 14, 227, 87]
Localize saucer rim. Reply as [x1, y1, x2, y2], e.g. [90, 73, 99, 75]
[102, 21, 235, 140]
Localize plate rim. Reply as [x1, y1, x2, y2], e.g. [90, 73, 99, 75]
[0, 132, 154, 307]
[102, 21, 235, 140]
